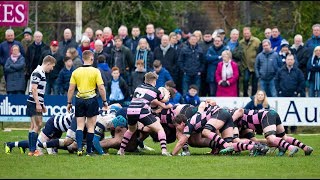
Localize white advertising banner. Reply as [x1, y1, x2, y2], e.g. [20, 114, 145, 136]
[200, 97, 320, 126]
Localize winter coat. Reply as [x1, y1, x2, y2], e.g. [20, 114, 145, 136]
[239, 36, 261, 72]
[56, 66, 75, 95]
[4, 55, 26, 92]
[215, 60, 239, 97]
[0, 40, 25, 66]
[154, 67, 173, 89]
[290, 45, 309, 79]
[40, 50, 64, 82]
[270, 35, 283, 53]
[58, 38, 78, 58]
[206, 45, 227, 82]
[25, 42, 50, 77]
[255, 50, 281, 80]
[178, 42, 205, 76]
[153, 46, 178, 78]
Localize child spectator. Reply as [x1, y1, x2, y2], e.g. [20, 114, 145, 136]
[182, 84, 201, 106]
[106, 66, 129, 106]
[153, 59, 172, 88]
[165, 80, 182, 105]
[97, 54, 112, 87]
[56, 56, 75, 95]
[130, 59, 146, 96]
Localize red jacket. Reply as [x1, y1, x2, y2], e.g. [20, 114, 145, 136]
[215, 60, 239, 97]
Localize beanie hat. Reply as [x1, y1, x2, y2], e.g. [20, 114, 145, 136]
[23, 27, 32, 35]
[280, 39, 289, 48]
[81, 35, 90, 43]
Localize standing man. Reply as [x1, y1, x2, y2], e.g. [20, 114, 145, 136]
[239, 27, 261, 97]
[26, 55, 56, 156]
[67, 50, 108, 156]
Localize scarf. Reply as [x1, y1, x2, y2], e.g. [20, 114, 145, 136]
[103, 35, 114, 47]
[222, 61, 233, 81]
[135, 49, 148, 71]
[81, 45, 91, 52]
[160, 45, 170, 56]
[307, 55, 320, 91]
[11, 53, 21, 63]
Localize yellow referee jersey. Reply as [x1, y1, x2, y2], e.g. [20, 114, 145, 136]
[70, 66, 104, 99]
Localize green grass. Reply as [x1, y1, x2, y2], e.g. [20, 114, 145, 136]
[0, 130, 319, 179]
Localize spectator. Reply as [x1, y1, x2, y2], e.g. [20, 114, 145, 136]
[66, 47, 82, 69]
[142, 23, 161, 52]
[130, 59, 146, 96]
[153, 34, 178, 83]
[153, 60, 173, 88]
[182, 84, 201, 107]
[21, 27, 33, 54]
[155, 27, 165, 39]
[0, 29, 25, 81]
[290, 34, 309, 80]
[134, 38, 154, 72]
[239, 27, 261, 97]
[40, 40, 64, 95]
[84, 27, 94, 43]
[193, 30, 203, 43]
[125, 26, 141, 55]
[213, 28, 228, 45]
[255, 39, 281, 97]
[90, 29, 103, 49]
[244, 90, 270, 110]
[97, 54, 112, 87]
[4, 45, 26, 95]
[56, 56, 75, 95]
[264, 28, 272, 39]
[77, 35, 93, 60]
[305, 24, 320, 55]
[93, 39, 109, 68]
[106, 66, 129, 106]
[270, 27, 283, 53]
[58, 28, 78, 59]
[165, 80, 182, 105]
[206, 35, 227, 96]
[118, 25, 130, 46]
[306, 45, 320, 97]
[198, 30, 213, 96]
[178, 35, 205, 96]
[215, 50, 239, 97]
[109, 35, 134, 85]
[275, 54, 305, 134]
[25, 31, 50, 92]
[102, 27, 114, 56]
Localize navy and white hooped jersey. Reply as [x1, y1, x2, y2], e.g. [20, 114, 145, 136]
[53, 113, 75, 132]
[94, 110, 117, 139]
[27, 65, 46, 104]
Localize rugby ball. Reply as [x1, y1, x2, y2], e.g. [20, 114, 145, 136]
[158, 87, 170, 102]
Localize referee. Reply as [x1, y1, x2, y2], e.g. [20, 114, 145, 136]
[67, 50, 108, 156]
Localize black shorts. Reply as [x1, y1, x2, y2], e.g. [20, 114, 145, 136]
[26, 101, 43, 117]
[75, 97, 99, 117]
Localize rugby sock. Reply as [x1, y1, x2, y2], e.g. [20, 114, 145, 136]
[241, 139, 255, 145]
[233, 142, 254, 151]
[86, 133, 94, 153]
[7, 142, 15, 148]
[46, 139, 60, 148]
[18, 140, 29, 149]
[93, 135, 104, 155]
[270, 137, 296, 151]
[119, 130, 134, 153]
[28, 131, 33, 152]
[285, 137, 307, 150]
[76, 130, 83, 151]
[33, 132, 38, 151]
[158, 131, 167, 153]
[208, 132, 229, 149]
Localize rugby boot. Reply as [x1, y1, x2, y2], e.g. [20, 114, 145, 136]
[304, 146, 313, 156]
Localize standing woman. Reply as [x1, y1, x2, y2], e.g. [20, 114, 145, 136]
[215, 49, 239, 97]
[134, 38, 154, 72]
[4, 45, 26, 94]
[307, 45, 320, 97]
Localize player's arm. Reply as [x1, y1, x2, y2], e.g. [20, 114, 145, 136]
[171, 133, 189, 156]
[67, 83, 76, 113]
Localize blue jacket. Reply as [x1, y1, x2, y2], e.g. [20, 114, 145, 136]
[56, 66, 75, 95]
[255, 50, 282, 80]
[4, 55, 26, 92]
[270, 35, 283, 53]
[167, 90, 183, 105]
[244, 96, 270, 110]
[154, 67, 173, 88]
[305, 35, 320, 53]
[182, 93, 200, 107]
[206, 45, 227, 82]
[275, 65, 305, 97]
[178, 42, 205, 76]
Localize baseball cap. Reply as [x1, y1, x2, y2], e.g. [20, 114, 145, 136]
[50, 40, 59, 46]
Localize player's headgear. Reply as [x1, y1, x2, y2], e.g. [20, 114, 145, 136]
[112, 115, 127, 128]
[109, 105, 121, 114]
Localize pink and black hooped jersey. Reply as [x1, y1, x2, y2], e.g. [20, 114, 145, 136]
[183, 111, 208, 135]
[239, 109, 268, 133]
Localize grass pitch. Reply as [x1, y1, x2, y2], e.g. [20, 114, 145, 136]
[0, 130, 319, 179]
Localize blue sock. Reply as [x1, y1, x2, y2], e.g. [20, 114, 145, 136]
[7, 142, 15, 148]
[46, 139, 60, 148]
[86, 133, 94, 154]
[18, 140, 29, 149]
[93, 135, 104, 155]
[28, 132, 33, 152]
[76, 130, 83, 151]
[33, 132, 38, 151]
